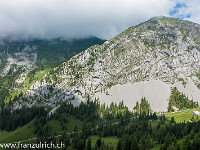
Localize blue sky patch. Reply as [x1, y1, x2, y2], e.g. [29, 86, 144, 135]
[169, 3, 191, 19]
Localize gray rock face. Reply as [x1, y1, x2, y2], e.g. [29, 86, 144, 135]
[23, 17, 200, 111]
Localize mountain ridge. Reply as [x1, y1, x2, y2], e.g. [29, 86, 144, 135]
[0, 36, 105, 104]
[15, 16, 200, 112]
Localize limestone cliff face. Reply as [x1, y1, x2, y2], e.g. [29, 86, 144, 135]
[21, 17, 200, 111]
[0, 37, 104, 105]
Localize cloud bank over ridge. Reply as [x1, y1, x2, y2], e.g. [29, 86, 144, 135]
[0, 0, 198, 40]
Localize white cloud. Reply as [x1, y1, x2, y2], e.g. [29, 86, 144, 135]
[0, 0, 176, 40]
[169, 0, 200, 24]
[183, 0, 200, 24]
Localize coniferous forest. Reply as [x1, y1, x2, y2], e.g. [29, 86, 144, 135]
[0, 95, 200, 150]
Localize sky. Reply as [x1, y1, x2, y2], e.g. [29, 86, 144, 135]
[0, 0, 199, 40]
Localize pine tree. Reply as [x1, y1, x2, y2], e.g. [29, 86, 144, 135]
[133, 101, 140, 115]
[86, 138, 91, 150]
[131, 136, 139, 150]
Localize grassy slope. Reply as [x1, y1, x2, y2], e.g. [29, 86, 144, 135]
[164, 107, 200, 123]
[91, 136, 118, 150]
[5, 68, 51, 103]
[0, 120, 36, 143]
[0, 116, 83, 143]
[49, 116, 84, 135]
[24, 68, 51, 92]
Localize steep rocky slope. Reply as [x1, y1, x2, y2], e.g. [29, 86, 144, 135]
[0, 37, 105, 103]
[0, 37, 105, 75]
[19, 17, 200, 112]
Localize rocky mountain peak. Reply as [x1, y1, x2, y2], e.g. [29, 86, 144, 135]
[19, 17, 200, 112]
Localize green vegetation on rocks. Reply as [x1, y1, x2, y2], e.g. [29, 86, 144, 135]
[168, 87, 198, 112]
